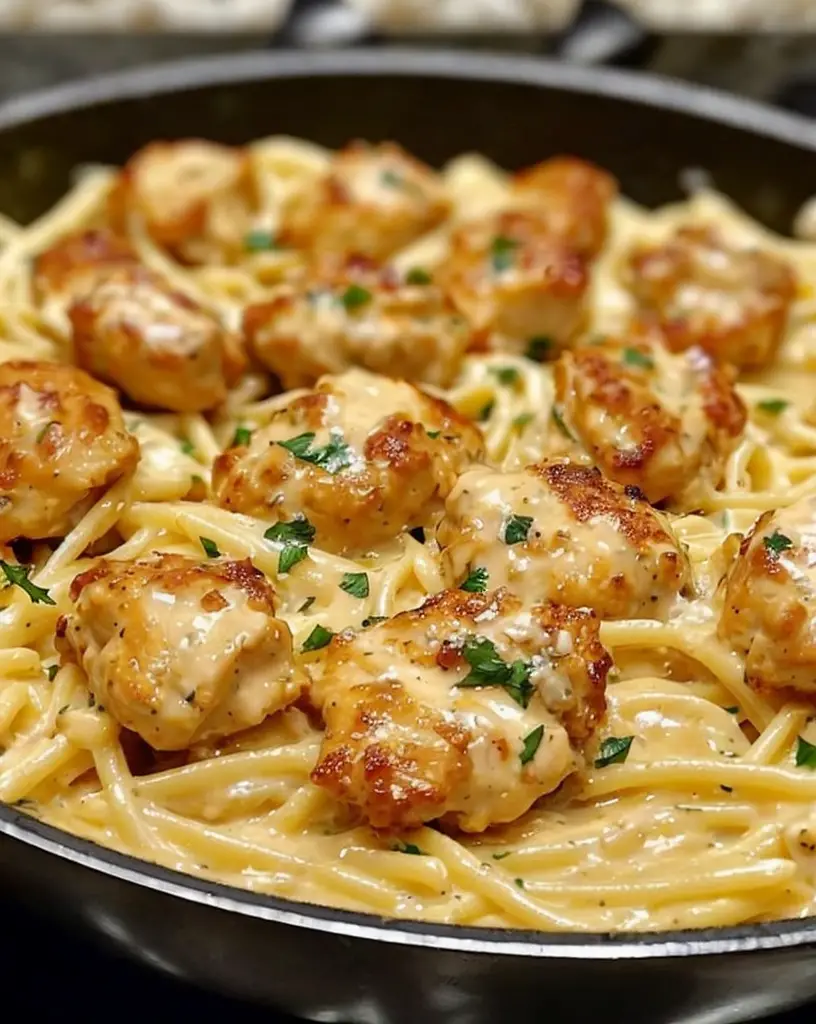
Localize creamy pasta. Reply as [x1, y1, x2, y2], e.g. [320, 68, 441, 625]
[2, 133, 816, 935]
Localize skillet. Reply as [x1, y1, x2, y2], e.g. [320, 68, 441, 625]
[0, 49, 816, 1024]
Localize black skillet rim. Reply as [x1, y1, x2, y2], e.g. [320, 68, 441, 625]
[1, 47, 816, 960]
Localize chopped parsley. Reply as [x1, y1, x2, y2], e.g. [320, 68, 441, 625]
[392, 841, 424, 855]
[302, 624, 334, 653]
[763, 530, 793, 558]
[757, 398, 789, 415]
[341, 284, 372, 312]
[264, 517, 315, 576]
[525, 336, 552, 362]
[180, 439, 196, 456]
[426, 430, 441, 440]
[490, 366, 520, 386]
[460, 567, 489, 593]
[594, 735, 634, 769]
[725, 706, 740, 715]
[457, 636, 534, 708]
[513, 412, 534, 430]
[514, 878, 525, 890]
[340, 572, 369, 599]
[492, 851, 511, 861]
[796, 735, 816, 769]
[406, 266, 432, 286]
[362, 615, 387, 628]
[550, 405, 574, 440]
[0, 562, 54, 606]
[46, 665, 58, 682]
[622, 347, 655, 370]
[490, 235, 519, 273]
[244, 229, 277, 252]
[478, 400, 495, 422]
[298, 596, 316, 614]
[277, 431, 353, 475]
[199, 537, 220, 559]
[380, 169, 403, 188]
[520, 724, 545, 766]
[231, 426, 253, 448]
[503, 514, 533, 546]
[35, 421, 56, 444]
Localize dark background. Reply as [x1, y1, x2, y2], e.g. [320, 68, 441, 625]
[3, 4, 816, 1020]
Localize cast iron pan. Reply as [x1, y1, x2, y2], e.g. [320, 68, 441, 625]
[1, 49, 815, 1024]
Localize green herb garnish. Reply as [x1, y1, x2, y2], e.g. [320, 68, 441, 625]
[298, 596, 316, 614]
[594, 735, 634, 769]
[341, 284, 372, 311]
[725, 706, 740, 715]
[622, 347, 655, 370]
[199, 537, 220, 559]
[796, 735, 816, 769]
[380, 169, 403, 188]
[340, 572, 369, 599]
[763, 530, 793, 558]
[278, 431, 353, 475]
[426, 430, 441, 439]
[264, 517, 316, 547]
[757, 398, 789, 415]
[362, 615, 387, 628]
[231, 426, 253, 448]
[520, 724, 545, 766]
[550, 405, 574, 440]
[457, 636, 534, 708]
[47, 665, 58, 682]
[35, 421, 56, 444]
[392, 842, 424, 856]
[478, 400, 495, 422]
[514, 878, 525, 890]
[180, 439, 196, 456]
[460, 567, 489, 593]
[406, 266, 432, 286]
[490, 366, 520, 386]
[513, 412, 534, 430]
[244, 229, 277, 252]
[278, 544, 308, 575]
[0, 562, 54, 606]
[492, 851, 511, 861]
[490, 235, 519, 273]
[503, 514, 533, 546]
[302, 625, 334, 653]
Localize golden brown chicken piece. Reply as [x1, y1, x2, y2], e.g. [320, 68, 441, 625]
[56, 554, 305, 750]
[552, 335, 746, 508]
[33, 229, 139, 308]
[438, 460, 690, 620]
[108, 140, 259, 265]
[440, 209, 589, 357]
[719, 496, 816, 699]
[512, 155, 618, 258]
[279, 141, 449, 260]
[69, 266, 244, 413]
[213, 368, 484, 555]
[0, 361, 139, 543]
[244, 260, 471, 390]
[311, 588, 611, 832]
[623, 225, 797, 370]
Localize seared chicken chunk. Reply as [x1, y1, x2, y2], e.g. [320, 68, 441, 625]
[623, 225, 797, 370]
[213, 368, 484, 554]
[440, 209, 589, 356]
[33, 229, 138, 309]
[108, 140, 259, 265]
[244, 260, 470, 390]
[719, 496, 816, 698]
[279, 141, 449, 260]
[311, 588, 611, 832]
[56, 554, 305, 750]
[438, 461, 690, 620]
[69, 266, 244, 413]
[553, 335, 746, 507]
[0, 361, 138, 543]
[512, 156, 617, 258]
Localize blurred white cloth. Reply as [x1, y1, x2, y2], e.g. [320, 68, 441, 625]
[2, 0, 292, 29]
[346, 0, 580, 31]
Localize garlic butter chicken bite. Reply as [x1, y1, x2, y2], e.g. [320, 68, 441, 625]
[623, 225, 797, 370]
[511, 156, 618, 258]
[279, 141, 449, 260]
[0, 361, 138, 543]
[719, 495, 816, 698]
[108, 140, 259, 265]
[553, 335, 747, 508]
[33, 229, 137, 309]
[57, 554, 305, 750]
[439, 461, 690, 620]
[440, 209, 589, 356]
[311, 588, 611, 832]
[244, 259, 470, 390]
[213, 369, 484, 554]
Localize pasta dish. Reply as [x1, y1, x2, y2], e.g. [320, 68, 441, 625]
[1, 135, 816, 934]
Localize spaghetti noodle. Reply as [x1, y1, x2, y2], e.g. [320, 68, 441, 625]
[1, 136, 816, 934]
